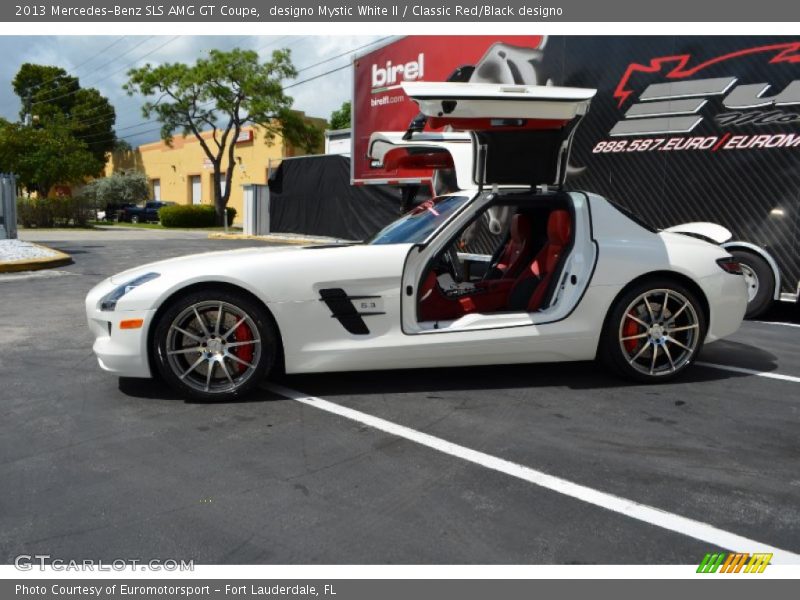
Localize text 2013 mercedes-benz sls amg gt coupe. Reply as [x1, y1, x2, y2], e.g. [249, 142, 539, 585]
[86, 82, 748, 401]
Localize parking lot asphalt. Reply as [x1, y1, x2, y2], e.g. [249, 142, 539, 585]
[1, 229, 799, 565]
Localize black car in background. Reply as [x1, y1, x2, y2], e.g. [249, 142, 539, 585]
[118, 201, 176, 224]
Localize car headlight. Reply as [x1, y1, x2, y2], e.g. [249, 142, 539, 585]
[99, 272, 160, 311]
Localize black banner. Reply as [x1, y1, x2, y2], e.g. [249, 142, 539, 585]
[268, 155, 402, 240]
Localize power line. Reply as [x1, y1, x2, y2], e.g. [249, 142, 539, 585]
[283, 62, 351, 90]
[30, 37, 155, 105]
[65, 35, 358, 133]
[295, 36, 391, 74]
[21, 36, 129, 94]
[31, 36, 180, 108]
[79, 60, 353, 143]
[71, 37, 378, 144]
[65, 37, 130, 77]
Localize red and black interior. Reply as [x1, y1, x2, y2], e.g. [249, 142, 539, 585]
[418, 199, 574, 322]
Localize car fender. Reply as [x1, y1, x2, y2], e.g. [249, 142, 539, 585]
[663, 222, 733, 245]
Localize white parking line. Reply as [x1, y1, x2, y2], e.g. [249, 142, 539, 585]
[0, 270, 74, 283]
[753, 320, 800, 329]
[696, 362, 800, 384]
[264, 382, 800, 564]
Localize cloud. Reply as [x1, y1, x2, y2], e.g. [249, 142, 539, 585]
[0, 35, 384, 147]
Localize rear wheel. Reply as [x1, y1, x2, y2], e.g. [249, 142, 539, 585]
[729, 250, 774, 319]
[600, 280, 707, 383]
[152, 289, 277, 401]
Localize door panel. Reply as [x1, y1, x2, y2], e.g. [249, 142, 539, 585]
[190, 176, 201, 205]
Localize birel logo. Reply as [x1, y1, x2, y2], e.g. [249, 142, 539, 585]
[371, 53, 425, 92]
[592, 42, 800, 154]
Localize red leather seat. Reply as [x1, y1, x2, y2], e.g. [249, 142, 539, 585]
[494, 214, 533, 278]
[508, 209, 572, 311]
[418, 209, 572, 321]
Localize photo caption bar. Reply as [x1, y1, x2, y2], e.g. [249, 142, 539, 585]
[3, 0, 800, 22]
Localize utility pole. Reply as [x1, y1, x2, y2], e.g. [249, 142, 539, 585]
[24, 91, 32, 127]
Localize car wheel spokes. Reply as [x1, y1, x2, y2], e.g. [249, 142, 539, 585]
[165, 300, 262, 394]
[619, 288, 700, 377]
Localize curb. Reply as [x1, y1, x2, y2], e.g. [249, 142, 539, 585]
[0, 243, 73, 273]
[208, 232, 356, 245]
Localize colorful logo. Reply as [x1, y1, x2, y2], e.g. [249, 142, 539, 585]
[598, 42, 800, 154]
[697, 552, 772, 573]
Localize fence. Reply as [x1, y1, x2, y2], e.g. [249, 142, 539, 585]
[0, 173, 18, 239]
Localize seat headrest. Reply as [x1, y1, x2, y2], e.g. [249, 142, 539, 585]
[547, 210, 571, 245]
[510, 213, 532, 242]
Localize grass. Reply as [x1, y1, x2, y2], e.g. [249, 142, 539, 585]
[20, 221, 241, 232]
[90, 221, 241, 232]
[92, 220, 164, 229]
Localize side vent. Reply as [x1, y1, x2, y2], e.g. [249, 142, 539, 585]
[319, 288, 385, 335]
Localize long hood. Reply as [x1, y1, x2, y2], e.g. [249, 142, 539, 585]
[109, 245, 299, 284]
[108, 242, 414, 306]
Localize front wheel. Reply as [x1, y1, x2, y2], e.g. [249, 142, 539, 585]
[599, 280, 707, 383]
[152, 289, 277, 401]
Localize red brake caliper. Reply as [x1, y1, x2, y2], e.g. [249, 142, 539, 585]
[232, 322, 254, 373]
[623, 314, 641, 353]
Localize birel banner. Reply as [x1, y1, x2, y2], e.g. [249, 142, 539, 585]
[351, 35, 543, 184]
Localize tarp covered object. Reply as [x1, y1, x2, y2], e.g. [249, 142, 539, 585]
[268, 155, 402, 240]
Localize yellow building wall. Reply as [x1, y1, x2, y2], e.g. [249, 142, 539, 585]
[106, 117, 325, 225]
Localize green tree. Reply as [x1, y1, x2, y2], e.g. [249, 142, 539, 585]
[13, 63, 116, 166]
[0, 120, 102, 196]
[329, 100, 351, 130]
[124, 48, 322, 225]
[83, 171, 149, 207]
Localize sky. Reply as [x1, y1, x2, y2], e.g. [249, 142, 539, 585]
[0, 35, 386, 147]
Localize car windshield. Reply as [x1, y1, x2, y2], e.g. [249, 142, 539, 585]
[367, 195, 470, 245]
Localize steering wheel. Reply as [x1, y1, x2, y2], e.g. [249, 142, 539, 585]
[444, 246, 466, 283]
[481, 235, 511, 281]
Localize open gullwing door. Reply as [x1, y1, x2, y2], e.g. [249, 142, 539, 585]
[367, 131, 474, 191]
[401, 81, 596, 188]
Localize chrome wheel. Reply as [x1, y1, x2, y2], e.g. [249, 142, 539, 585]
[164, 300, 262, 394]
[740, 263, 759, 303]
[618, 289, 700, 377]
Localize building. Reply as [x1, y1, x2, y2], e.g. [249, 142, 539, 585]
[105, 114, 326, 224]
[324, 128, 352, 156]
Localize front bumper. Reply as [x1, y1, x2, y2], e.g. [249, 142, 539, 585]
[85, 280, 155, 378]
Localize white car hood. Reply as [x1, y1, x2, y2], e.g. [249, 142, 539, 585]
[107, 242, 414, 306]
[109, 244, 313, 284]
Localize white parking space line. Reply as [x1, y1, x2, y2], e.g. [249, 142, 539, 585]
[0, 270, 74, 283]
[264, 383, 800, 564]
[696, 362, 800, 384]
[753, 321, 800, 329]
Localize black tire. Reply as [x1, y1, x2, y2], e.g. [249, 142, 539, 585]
[599, 278, 707, 383]
[151, 288, 278, 401]
[729, 250, 774, 319]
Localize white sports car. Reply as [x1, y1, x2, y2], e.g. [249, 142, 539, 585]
[86, 82, 748, 401]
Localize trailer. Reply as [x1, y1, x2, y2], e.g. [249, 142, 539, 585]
[352, 35, 800, 318]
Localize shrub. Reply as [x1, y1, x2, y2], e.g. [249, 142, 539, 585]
[158, 204, 237, 228]
[16, 196, 92, 228]
[83, 172, 149, 206]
